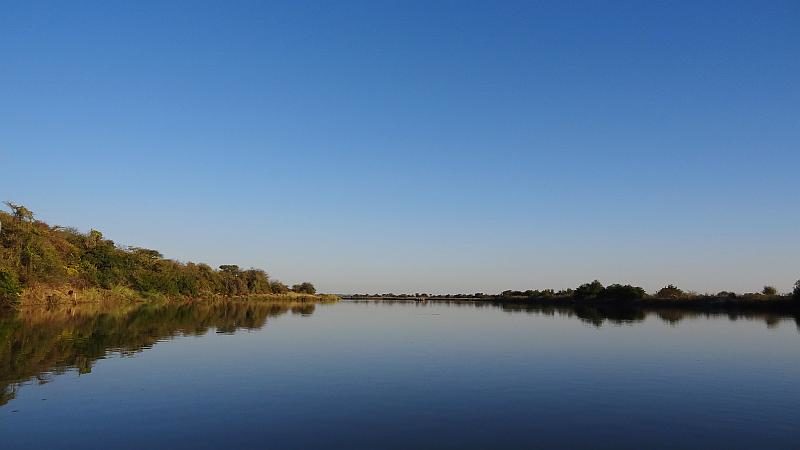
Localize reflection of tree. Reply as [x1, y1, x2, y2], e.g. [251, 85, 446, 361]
[572, 304, 647, 327]
[765, 315, 781, 329]
[350, 299, 800, 331]
[0, 299, 319, 406]
[657, 309, 685, 325]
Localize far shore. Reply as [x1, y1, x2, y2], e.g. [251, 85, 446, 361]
[340, 294, 800, 313]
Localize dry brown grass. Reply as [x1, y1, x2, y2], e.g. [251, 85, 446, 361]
[18, 285, 143, 307]
[14, 284, 339, 310]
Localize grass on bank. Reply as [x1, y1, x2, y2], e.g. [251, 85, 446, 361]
[14, 284, 338, 309]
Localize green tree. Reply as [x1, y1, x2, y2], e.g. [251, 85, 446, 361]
[793, 280, 800, 301]
[242, 269, 271, 294]
[0, 269, 22, 304]
[219, 265, 246, 296]
[0, 202, 317, 302]
[219, 265, 240, 274]
[762, 286, 777, 296]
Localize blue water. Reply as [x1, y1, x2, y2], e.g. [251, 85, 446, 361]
[1, 300, 798, 449]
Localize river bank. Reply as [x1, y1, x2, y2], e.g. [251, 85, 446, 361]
[7, 284, 339, 310]
[341, 294, 799, 314]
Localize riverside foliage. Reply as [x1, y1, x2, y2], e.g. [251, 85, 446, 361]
[350, 280, 799, 306]
[0, 203, 315, 305]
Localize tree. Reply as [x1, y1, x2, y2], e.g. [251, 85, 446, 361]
[793, 280, 800, 301]
[0, 201, 318, 301]
[130, 248, 163, 261]
[656, 284, 684, 299]
[762, 286, 777, 296]
[0, 269, 22, 304]
[292, 282, 316, 295]
[3, 202, 34, 223]
[218, 265, 245, 296]
[574, 280, 604, 300]
[219, 265, 240, 274]
[242, 269, 270, 294]
[598, 284, 646, 302]
[270, 280, 289, 294]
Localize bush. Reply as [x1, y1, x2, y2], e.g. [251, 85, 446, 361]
[656, 284, 684, 299]
[0, 270, 22, 304]
[292, 282, 316, 295]
[0, 203, 307, 302]
[598, 284, 646, 302]
[270, 281, 289, 294]
[574, 280, 605, 300]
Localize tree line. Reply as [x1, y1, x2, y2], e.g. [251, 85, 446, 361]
[500, 280, 800, 302]
[350, 280, 800, 303]
[0, 202, 316, 305]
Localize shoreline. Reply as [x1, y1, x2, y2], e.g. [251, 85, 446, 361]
[340, 295, 800, 314]
[4, 285, 339, 311]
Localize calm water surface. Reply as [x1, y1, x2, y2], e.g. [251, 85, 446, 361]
[1, 299, 798, 449]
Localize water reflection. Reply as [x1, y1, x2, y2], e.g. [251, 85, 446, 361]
[0, 299, 318, 406]
[2, 298, 798, 408]
[348, 299, 800, 330]
[3, 298, 798, 449]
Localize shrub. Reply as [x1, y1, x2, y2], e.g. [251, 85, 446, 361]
[598, 284, 646, 302]
[0, 270, 22, 304]
[656, 284, 684, 299]
[574, 280, 605, 300]
[270, 281, 289, 294]
[292, 282, 316, 295]
[0, 203, 307, 302]
[501, 290, 524, 297]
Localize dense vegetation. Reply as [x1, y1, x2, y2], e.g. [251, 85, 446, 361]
[0, 203, 316, 305]
[349, 279, 800, 306]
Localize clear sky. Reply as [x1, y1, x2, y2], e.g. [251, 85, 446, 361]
[1, 1, 798, 294]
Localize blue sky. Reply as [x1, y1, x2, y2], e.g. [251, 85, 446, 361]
[1, 1, 798, 294]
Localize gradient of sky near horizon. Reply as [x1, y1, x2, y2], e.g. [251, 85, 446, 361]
[1, 1, 798, 294]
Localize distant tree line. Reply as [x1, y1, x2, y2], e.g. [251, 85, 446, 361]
[498, 280, 799, 302]
[350, 280, 800, 303]
[500, 281, 647, 301]
[0, 203, 316, 304]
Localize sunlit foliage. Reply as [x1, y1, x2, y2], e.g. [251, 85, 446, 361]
[0, 203, 308, 304]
